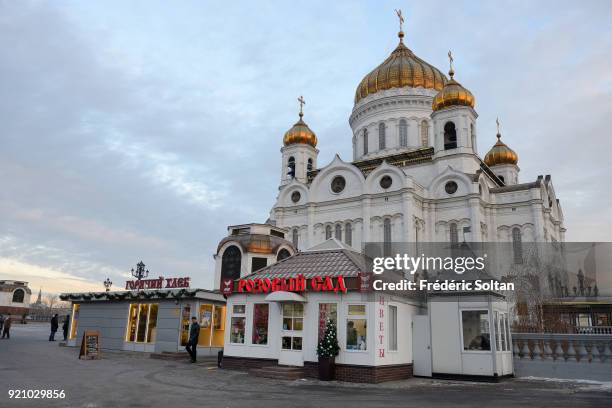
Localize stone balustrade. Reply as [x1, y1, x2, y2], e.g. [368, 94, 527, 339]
[512, 332, 612, 364]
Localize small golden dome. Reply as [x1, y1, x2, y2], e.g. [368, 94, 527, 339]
[432, 68, 475, 111]
[354, 31, 447, 104]
[283, 112, 317, 148]
[484, 133, 518, 166]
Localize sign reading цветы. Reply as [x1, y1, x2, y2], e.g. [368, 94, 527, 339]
[125, 276, 190, 290]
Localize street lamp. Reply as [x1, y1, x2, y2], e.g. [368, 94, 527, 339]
[131, 261, 149, 281]
[103, 278, 113, 292]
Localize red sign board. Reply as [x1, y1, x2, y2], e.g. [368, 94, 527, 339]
[221, 278, 234, 295]
[125, 276, 190, 290]
[232, 274, 347, 295]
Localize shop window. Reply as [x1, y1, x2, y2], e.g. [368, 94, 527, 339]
[318, 303, 337, 341]
[69, 304, 80, 339]
[494, 311, 501, 351]
[230, 304, 246, 344]
[252, 304, 269, 345]
[282, 303, 303, 351]
[347, 304, 367, 351]
[462, 310, 491, 351]
[504, 314, 511, 351]
[501, 313, 508, 351]
[282, 303, 303, 331]
[126, 303, 159, 343]
[180, 305, 191, 346]
[389, 305, 398, 351]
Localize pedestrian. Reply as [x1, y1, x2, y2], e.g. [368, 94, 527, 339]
[185, 316, 200, 363]
[49, 313, 59, 341]
[62, 315, 70, 341]
[1, 314, 11, 339]
[0, 314, 4, 333]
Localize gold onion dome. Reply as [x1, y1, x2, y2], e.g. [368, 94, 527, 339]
[354, 30, 447, 104]
[432, 63, 475, 111]
[283, 111, 317, 148]
[484, 133, 518, 166]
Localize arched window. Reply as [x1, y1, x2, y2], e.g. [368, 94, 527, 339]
[383, 218, 392, 256]
[470, 123, 476, 152]
[512, 227, 523, 264]
[449, 223, 458, 246]
[292, 228, 299, 248]
[444, 122, 457, 150]
[421, 120, 429, 147]
[335, 224, 342, 240]
[378, 123, 386, 150]
[307, 158, 313, 172]
[325, 225, 332, 240]
[287, 156, 296, 179]
[12, 288, 25, 303]
[277, 248, 291, 261]
[221, 245, 242, 284]
[345, 223, 352, 246]
[363, 129, 369, 155]
[399, 119, 408, 147]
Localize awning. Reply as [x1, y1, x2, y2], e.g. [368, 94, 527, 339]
[264, 291, 307, 303]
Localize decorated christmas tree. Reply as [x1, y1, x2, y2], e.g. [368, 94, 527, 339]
[317, 319, 340, 358]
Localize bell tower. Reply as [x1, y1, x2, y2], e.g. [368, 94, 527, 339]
[280, 96, 318, 186]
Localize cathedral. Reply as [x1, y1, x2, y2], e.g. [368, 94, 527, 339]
[213, 20, 566, 289]
[267, 26, 565, 254]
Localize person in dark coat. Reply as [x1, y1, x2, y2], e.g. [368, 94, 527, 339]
[62, 315, 70, 341]
[0, 314, 4, 333]
[49, 314, 59, 341]
[2, 314, 12, 339]
[185, 316, 200, 363]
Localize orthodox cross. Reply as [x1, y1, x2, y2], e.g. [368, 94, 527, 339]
[395, 9, 404, 32]
[496, 117, 501, 137]
[298, 95, 305, 117]
[448, 50, 454, 78]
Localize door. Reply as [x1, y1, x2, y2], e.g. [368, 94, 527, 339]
[412, 315, 432, 377]
[278, 303, 304, 366]
[179, 303, 192, 348]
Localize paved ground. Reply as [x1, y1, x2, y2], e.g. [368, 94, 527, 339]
[0, 323, 610, 408]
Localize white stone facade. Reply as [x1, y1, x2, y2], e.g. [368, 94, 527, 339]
[270, 85, 565, 252]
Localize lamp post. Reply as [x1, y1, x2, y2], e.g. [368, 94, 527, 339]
[103, 278, 113, 292]
[131, 261, 149, 281]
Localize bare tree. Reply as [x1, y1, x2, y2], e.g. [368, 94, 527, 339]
[44, 294, 58, 309]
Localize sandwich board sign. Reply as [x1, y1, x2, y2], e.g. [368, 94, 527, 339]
[79, 330, 101, 360]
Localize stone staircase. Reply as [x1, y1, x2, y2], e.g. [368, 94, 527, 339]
[249, 365, 306, 380]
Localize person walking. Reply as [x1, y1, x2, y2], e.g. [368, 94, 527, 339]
[62, 315, 70, 341]
[1, 314, 11, 339]
[185, 316, 200, 363]
[49, 314, 59, 341]
[0, 314, 4, 333]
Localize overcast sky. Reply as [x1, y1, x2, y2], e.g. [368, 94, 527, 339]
[1, 0, 611, 295]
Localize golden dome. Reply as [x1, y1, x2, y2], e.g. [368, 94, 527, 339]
[283, 112, 317, 148]
[484, 133, 518, 166]
[354, 31, 447, 104]
[432, 67, 475, 111]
